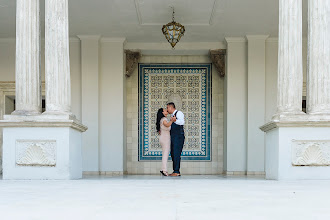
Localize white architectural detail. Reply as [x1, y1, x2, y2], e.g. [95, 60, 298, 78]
[16, 141, 56, 166]
[12, 0, 41, 115]
[168, 93, 183, 111]
[45, 0, 71, 114]
[275, 0, 303, 117]
[292, 141, 330, 166]
[307, 0, 330, 114]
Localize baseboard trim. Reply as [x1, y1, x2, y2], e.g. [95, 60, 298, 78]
[83, 171, 124, 176]
[224, 171, 265, 176]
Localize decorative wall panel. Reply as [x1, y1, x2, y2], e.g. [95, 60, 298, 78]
[139, 64, 212, 161]
[16, 140, 56, 166]
[292, 140, 330, 166]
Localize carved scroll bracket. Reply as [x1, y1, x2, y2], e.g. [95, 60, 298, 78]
[209, 49, 226, 77]
[125, 50, 141, 77]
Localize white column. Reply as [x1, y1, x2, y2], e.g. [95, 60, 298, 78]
[246, 35, 268, 174]
[13, 0, 41, 115]
[307, 0, 330, 114]
[77, 35, 101, 172]
[45, 0, 71, 114]
[275, 0, 303, 116]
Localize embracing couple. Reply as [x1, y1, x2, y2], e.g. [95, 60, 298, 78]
[156, 102, 185, 177]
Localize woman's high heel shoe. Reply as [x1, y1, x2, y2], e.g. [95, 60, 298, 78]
[160, 170, 168, 176]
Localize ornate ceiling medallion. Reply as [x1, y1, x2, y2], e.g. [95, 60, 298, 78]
[162, 7, 185, 49]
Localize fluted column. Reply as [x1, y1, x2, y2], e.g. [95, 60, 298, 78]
[12, 0, 41, 115]
[275, 0, 303, 116]
[45, 0, 71, 114]
[307, 0, 330, 114]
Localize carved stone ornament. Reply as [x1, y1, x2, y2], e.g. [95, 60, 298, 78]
[209, 49, 226, 77]
[292, 140, 330, 166]
[125, 50, 141, 77]
[168, 93, 183, 111]
[16, 140, 56, 167]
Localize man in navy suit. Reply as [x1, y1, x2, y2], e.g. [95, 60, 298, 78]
[166, 102, 185, 176]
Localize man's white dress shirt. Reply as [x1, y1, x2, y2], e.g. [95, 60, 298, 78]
[172, 110, 185, 126]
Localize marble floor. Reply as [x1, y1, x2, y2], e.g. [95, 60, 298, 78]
[0, 175, 330, 220]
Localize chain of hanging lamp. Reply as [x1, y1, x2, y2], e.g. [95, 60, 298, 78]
[162, 6, 185, 49]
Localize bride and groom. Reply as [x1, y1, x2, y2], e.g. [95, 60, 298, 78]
[156, 102, 185, 177]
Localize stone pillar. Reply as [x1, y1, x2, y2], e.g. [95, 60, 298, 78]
[45, 0, 71, 114]
[77, 35, 101, 172]
[307, 0, 330, 114]
[13, 0, 41, 115]
[275, 0, 303, 117]
[246, 35, 268, 175]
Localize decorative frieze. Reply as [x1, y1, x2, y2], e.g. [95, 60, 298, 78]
[209, 49, 226, 77]
[125, 50, 141, 77]
[292, 140, 330, 166]
[16, 140, 56, 166]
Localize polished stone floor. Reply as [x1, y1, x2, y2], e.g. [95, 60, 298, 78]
[0, 175, 330, 220]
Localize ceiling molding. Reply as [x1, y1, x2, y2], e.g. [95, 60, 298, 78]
[77, 35, 101, 41]
[265, 37, 308, 43]
[0, 38, 80, 43]
[245, 35, 270, 41]
[100, 37, 127, 44]
[225, 37, 247, 43]
[125, 41, 226, 55]
[134, 0, 217, 26]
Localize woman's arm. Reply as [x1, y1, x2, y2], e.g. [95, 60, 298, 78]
[163, 119, 173, 127]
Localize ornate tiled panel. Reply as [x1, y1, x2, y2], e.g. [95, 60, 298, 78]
[139, 64, 212, 161]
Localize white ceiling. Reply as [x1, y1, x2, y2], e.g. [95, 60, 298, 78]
[0, 0, 308, 42]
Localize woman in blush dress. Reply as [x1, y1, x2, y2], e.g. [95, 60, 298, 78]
[156, 108, 173, 176]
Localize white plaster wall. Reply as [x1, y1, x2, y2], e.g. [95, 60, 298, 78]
[245, 36, 269, 174]
[79, 36, 100, 172]
[126, 55, 224, 175]
[224, 39, 248, 173]
[266, 127, 330, 180]
[99, 39, 126, 173]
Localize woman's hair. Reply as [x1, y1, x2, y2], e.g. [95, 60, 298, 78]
[156, 108, 165, 132]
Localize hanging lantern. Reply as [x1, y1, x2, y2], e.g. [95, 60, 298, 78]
[162, 7, 185, 49]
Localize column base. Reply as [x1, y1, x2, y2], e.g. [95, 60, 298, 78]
[261, 120, 330, 180]
[0, 116, 87, 180]
[11, 110, 41, 116]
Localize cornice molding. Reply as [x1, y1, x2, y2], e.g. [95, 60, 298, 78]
[245, 35, 270, 41]
[77, 35, 101, 41]
[225, 37, 247, 43]
[100, 37, 126, 44]
[0, 38, 80, 43]
[260, 116, 330, 132]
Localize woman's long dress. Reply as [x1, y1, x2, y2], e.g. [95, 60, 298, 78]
[159, 117, 171, 171]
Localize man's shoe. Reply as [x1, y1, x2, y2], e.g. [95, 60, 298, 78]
[169, 173, 181, 177]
